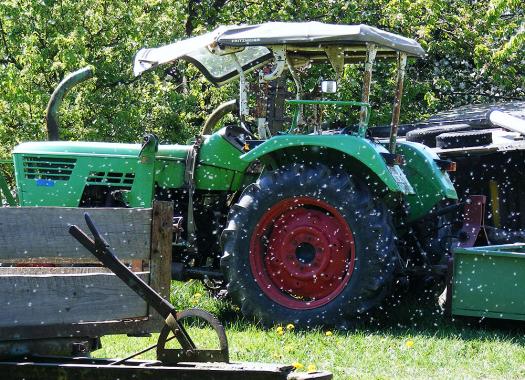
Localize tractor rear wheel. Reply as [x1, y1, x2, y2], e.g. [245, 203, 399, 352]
[220, 163, 398, 328]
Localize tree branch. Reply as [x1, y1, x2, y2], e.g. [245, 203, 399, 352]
[185, 0, 200, 36]
[0, 17, 21, 70]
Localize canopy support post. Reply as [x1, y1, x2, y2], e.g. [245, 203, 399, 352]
[232, 54, 249, 124]
[389, 52, 407, 154]
[286, 56, 304, 126]
[359, 44, 377, 136]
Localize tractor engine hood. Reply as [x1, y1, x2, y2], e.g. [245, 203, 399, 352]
[13, 141, 190, 161]
[13, 141, 144, 158]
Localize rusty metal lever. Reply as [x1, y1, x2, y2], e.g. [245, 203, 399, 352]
[69, 213, 224, 360]
[69, 212, 229, 363]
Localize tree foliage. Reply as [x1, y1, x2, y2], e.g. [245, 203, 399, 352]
[0, 0, 523, 157]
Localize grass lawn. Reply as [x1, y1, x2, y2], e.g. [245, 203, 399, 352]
[95, 281, 525, 379]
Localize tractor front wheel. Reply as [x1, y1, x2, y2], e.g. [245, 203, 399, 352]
[221, 164, 398, 328]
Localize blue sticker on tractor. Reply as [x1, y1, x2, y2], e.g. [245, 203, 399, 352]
[36, 179, 55, 187]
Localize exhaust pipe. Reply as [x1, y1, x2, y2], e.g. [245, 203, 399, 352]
[200, 99, 239, 135]
[46, 66, 94, 141]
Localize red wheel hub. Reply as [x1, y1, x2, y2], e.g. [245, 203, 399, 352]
[249, 197, 355, 310]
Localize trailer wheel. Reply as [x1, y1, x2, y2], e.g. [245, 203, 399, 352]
[220, 163, 398, 328]
[436, 130, 493, 149]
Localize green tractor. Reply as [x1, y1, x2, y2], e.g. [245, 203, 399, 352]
[9, 22, 458, 327]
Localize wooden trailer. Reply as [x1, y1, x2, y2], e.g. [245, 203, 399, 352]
[0, 201, 331, 379]
[0, 201, 172, 356]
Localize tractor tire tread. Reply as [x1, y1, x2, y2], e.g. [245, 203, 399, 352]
[220, 163, 398, 328]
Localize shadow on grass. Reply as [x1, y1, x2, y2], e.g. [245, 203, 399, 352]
[172, 279, 525, 345]
[350, 288, 525, 346]
[214, 286, 525, 345]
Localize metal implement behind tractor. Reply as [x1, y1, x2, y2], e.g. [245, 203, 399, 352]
[450, 243, 525, 321]
[387, 101, 525, 321]
[406, 102, 525, 245]
[7, 22, 460, 328]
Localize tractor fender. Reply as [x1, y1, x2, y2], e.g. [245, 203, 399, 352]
[241, 134, 414, 194]
[396, 140, 458, 221]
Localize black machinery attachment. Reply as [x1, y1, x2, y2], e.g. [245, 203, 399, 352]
[69, 213, 229, 364]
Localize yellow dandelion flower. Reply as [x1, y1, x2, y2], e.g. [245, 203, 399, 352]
[405, 339, 414, 348]
[286, 323, 295, 331]
[292, 362, 304, 370]
[276, 326, 284, 335]
[325, 331, 333, 336]
[193, 292, 202, 298]
[307, 364, 317, 373]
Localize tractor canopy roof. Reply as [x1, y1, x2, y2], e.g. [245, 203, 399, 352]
[133, 22, 425, 84]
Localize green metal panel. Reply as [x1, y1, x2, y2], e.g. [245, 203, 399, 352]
[157, 145, 192, 161]
[452, 244, 525, 321]
[14, 153, 87, 206]
[240, 134, 413, 194]
[192, 130, 249, 191]
[13, 142, 152, 207]
[14, 153, 141, 207]
[198, 132, 249, 172]
[396, 141, 457, 221]
[155, 159, 186, 189]
[133, 135, 157, 207]
[195, 165, 235, 190]
[156, 160, 242, 192]
[157, 131, 248, 191]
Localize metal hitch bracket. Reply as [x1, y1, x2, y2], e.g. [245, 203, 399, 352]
[69, 213, 229, 364]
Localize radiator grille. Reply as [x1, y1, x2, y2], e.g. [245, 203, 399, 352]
[23, 156, 76, 181]
[87, 171, 135, 187]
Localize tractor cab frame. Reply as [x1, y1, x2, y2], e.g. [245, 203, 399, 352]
[133, 22, 425, 147]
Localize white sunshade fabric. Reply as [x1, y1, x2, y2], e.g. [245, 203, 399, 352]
[133, 22, 425, 80]
[133, 30, 220, 76]
[216, 22, 425, 56]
